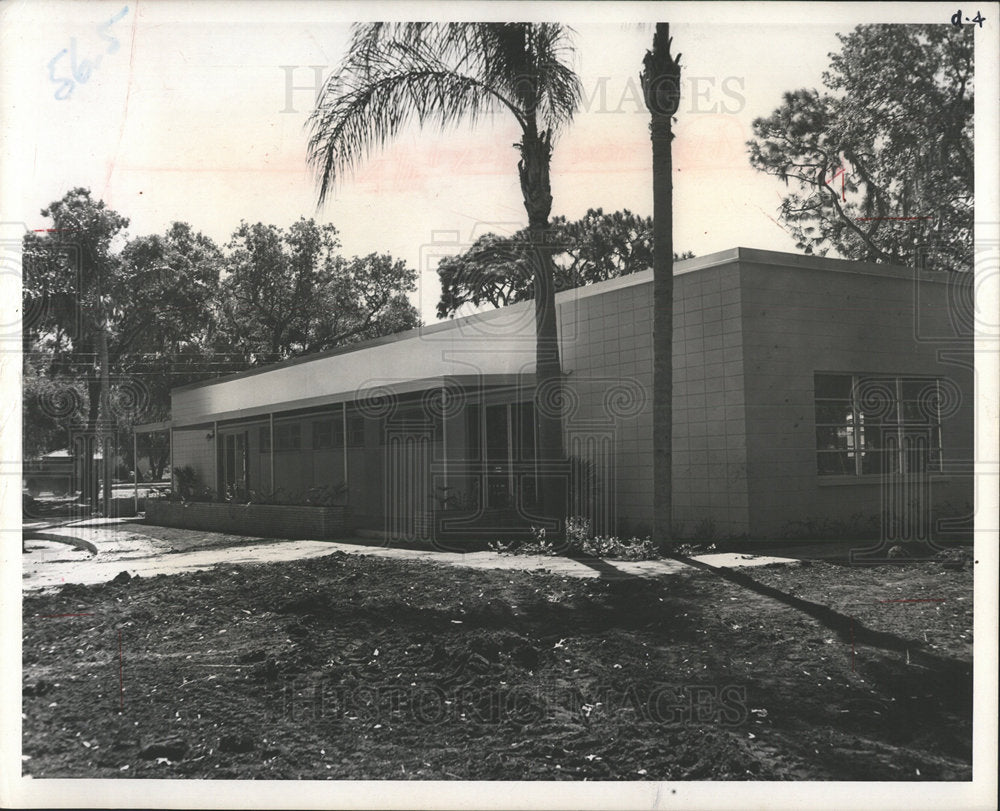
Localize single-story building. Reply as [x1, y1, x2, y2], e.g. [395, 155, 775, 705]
[150, 247, 974, 541]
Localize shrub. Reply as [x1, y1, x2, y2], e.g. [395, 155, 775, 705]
[489, 517, 661, 561]
[157, 472, 348, 508]
[488, 525, 560, 557]
[574, 534, 660, 561]
[673, 541, 718, 557]
[171, 466, 215, 502]
[565, 515, 591, 544]
[691, 517, 719, 541]
[241, 483, 348, 507]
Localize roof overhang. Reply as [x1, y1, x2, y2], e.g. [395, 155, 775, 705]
[133, 420, 172, 434]
[171, 373, 535, 429]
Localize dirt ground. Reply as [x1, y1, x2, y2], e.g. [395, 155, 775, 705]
[21, 545, 974, 781]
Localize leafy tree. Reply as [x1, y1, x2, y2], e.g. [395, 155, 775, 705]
[21, 353, 86, 460]
[23, 189, 131, 509]
[216, 218, 420, 366]
[115, 222, 229, 480]
[307, 23, 582, 530]
[747, 24, 973, 272]
[23, 193, 224, 507]
[436, 207, 693, 318]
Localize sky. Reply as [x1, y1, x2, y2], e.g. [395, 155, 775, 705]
[0, 2, 993, 324]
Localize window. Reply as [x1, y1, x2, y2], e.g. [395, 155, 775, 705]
[259, 426, 270, 454]
[814, 374, 944, 477]
[274, 423, 301, 452]
[312, 419, 343, 450]
[465, 400, 537, 509]
[347, 416, 366, 446]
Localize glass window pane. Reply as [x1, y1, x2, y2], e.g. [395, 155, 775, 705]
[817, 451, 854, 475]
[901, 399, 935, 423]
[900, 430, 935, 473]
[816, 426, 850, 451]
[860, 450, 896, 475]
[900, 378, 934, 400]
[348, 416, 365, 446]
[313, 420, 333, 450]
[485, 404, 508, 467]
[814, 401, 853, 424]
[275, 423, 301, 450]
[854, 378, 897, 422]
[815, 374, 852, 399]
[466, 404, 481, 459]
[515, 402, 535, 462]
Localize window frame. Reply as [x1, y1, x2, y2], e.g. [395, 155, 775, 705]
[273, 422, 301, 452]
[312, 418, 342, 451]
[814, 373, 944, 478]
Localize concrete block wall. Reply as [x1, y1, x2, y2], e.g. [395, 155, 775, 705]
[671, 262, 750, 537]
[558, 277, 654, 533]
[556, 257, 753, 538]
[737, 252, 974, 538]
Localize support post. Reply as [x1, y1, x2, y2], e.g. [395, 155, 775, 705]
[342, 402, 349, 489]
[213, 421, 219, 494]
[269, 413, 275, 493]
[133, 430, 138, 509]
[441, 386, 448, 491]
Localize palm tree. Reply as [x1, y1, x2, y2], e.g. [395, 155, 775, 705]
[307, 23, 582, 533]
[641, 23, 682, 546]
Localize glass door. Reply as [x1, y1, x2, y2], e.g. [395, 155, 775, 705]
[484, 404, 510, 508]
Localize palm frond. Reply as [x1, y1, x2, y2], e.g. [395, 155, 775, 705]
[308, 22, 581, 202]
[307, 52, 518, 203]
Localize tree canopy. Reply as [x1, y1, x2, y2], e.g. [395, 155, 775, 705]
[22, 193, 422, 476]
[436, 208, 694, 318]
[215, 218, 420, 365]
[747, 24, 973, 272]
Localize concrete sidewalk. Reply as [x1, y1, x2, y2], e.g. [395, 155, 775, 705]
[22, 522, 799, 591]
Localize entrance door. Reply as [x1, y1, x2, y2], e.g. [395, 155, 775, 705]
[478, 402, 536, 513]
[484, 404, 511, 508]
[384, 413, 433, 538]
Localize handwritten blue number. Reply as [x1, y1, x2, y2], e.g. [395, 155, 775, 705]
[49, 6, 128, 100]
[69, 38, 94, 84]
[98, 6, 130, 54]
[48, 50, 74, 100]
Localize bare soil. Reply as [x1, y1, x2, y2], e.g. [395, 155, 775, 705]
[21, 546, 974, 780]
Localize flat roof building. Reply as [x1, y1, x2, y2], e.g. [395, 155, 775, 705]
[158, 247, 974, 542]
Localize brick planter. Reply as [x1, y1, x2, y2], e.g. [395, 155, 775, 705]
[107, 497, 140, 518]
[144, 500, 350, 540]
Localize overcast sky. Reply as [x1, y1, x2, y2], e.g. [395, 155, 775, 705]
[1, 2, 994, 324]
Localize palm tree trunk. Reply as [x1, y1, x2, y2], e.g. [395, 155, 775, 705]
[517, 128, 566, 534]
[643, 23, 681, 546]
